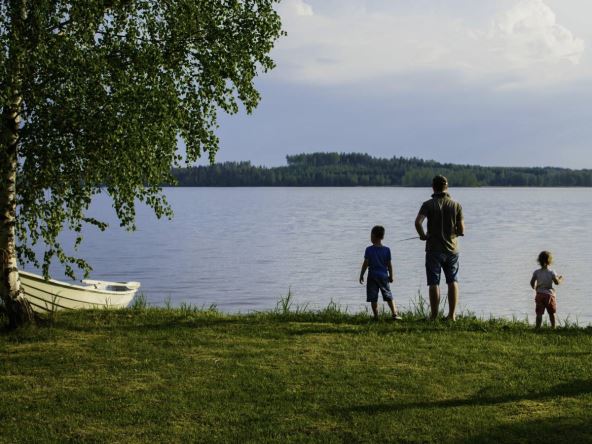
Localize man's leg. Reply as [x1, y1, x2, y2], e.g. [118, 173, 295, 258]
[426, 252, 441, 320]
[535, 314, 543, 328]
[549, 312, 556, 329]
[429, 285, 440, 320]
[447, 282, 458, 321]
[443, 253, 460, 321]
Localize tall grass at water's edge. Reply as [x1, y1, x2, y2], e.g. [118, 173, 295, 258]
[1, 289, 589, 331]
[255, 288, 589, 330]
[87, 290, 592, 331]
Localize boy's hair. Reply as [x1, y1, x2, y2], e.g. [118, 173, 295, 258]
[538, 251, 553, 267]
[432, 175, 448, 192]
[371, 225, 385, 239]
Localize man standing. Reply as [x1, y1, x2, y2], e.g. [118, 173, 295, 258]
[415, 175, 465, 321]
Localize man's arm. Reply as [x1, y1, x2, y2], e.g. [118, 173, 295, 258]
[415, 213, 427, 241]
[456, 204, 465, 236]
[553, 274, 564, 285]
[457, 218, 465, 236]
[359, 259, 369, 284]
[387, 261, 394, 283]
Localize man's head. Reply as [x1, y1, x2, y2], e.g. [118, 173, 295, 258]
[432, 175, 448, 193]
[371, 225, 385, 243]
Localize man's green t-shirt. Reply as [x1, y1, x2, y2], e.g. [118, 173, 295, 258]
[419, 192, 463, 253]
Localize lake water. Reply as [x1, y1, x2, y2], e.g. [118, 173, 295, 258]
[24, 188, 592, 324]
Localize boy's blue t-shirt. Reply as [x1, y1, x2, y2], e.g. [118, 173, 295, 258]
[364, 245, 391, 279]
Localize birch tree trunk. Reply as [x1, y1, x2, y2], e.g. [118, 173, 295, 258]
[0, 0, 34, 328]
[0, 109, 34, 328]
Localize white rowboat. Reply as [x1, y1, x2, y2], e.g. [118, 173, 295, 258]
[19, 270, 140, 313]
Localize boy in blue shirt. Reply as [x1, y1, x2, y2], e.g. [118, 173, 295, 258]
[359, 225, 402, 321]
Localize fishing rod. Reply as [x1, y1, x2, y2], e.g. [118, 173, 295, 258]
[395, 236, 420, 243]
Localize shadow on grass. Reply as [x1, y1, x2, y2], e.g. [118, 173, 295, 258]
[463, 416, 592, 444]
[343, 379, 592, 413]
[285, 326, 371, 336]
[55, 316, 246, 333]
[3, 308, 592, 337]
[44, 316, 523, 336]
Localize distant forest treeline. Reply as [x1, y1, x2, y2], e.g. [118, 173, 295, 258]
[171, 152, 592, 187]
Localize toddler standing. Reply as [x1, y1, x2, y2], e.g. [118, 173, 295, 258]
[530, 251, 563, 329]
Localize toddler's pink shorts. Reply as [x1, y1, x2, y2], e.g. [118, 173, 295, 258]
[535, 292, 556, 315]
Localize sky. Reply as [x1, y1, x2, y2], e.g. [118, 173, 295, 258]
[211, 0, 592, 169]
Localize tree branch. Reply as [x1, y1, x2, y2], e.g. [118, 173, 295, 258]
[95, 29, 164, 45]
[48, 18, 72, 33]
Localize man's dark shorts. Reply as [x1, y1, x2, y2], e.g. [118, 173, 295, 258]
[366, 276, 393, 303]
[425, 251, 459, 286]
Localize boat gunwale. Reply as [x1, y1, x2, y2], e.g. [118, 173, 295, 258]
[19, 270, 140, 297]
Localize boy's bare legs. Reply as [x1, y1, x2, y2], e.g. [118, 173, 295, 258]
[429, 285, 440, 320]
[447, 282, 458, 321]
[536, 315, 543, 328]
[386, 300, 398, 318]
[371, 302, 379, 320]
[371, 301, 399, 320]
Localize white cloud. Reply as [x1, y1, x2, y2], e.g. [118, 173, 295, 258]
[273, 0, 587, 90]
[279, 0, 313, 18]
[489, 0, 585, 65]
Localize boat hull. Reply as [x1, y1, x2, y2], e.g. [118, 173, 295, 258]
[19, 271, 139, 314]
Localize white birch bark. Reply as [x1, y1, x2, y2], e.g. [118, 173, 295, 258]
[0, 0, 34, 326]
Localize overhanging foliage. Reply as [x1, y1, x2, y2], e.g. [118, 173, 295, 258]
[0, 0, 283, 277]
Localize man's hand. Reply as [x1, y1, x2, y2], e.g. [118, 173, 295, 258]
[415, 213, 427, 241]
[388, 276, 394, 283]
[359, 276, 364, 285]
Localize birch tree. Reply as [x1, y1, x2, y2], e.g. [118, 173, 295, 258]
[0, 0, 283, 327]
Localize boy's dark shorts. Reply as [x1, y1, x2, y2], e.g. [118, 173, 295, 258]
[366, 276, 393, 303]
[425, 251, 460, 286]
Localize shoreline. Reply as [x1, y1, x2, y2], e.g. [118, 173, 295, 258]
[3, 300, 591, 331]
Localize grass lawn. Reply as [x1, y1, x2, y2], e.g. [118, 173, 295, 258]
[1, 306, 592, 443]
